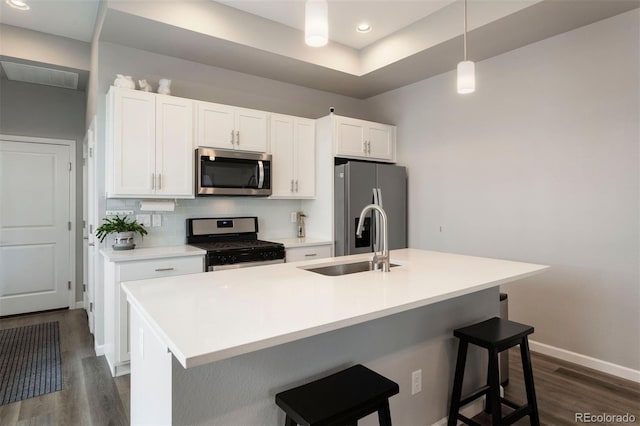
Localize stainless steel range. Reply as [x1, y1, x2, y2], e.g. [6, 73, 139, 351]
[187, 217, 285, 271]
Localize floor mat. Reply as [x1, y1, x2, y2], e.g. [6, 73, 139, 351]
[0, 321, 63, 404]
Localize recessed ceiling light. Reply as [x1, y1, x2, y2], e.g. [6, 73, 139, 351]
[356, 23, 372, 33]
[6, 0, 30, 10]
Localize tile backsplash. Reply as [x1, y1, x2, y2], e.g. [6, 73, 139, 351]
[103, 197, 303, 248]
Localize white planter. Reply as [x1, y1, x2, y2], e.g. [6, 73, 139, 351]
[113, 231, 136, 250]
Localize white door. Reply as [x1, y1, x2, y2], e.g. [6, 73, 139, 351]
[368, 123, 394, 161]
[294, 118, 315, 197]
[0, 139, 72, 316]
[156, 95, 194, 197]
[195, 101, 236, 150]
[270, 114, 295, 197]
[86, 121, 97, 333]
[235, 107, 268, 153]
[110, 88, 156, 196]
[335, 117, 367, 159]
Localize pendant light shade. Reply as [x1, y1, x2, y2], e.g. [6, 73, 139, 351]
[305, 0, 328, 47]
[457, 0, 475, 94]
[457, 61, 475, 94]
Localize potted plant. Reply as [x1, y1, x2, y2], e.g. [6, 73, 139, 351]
[95, 215, 148, 250]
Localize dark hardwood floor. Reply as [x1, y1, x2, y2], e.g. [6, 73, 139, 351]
[0, 309, 129, 426]
[1, 309, 638, 425]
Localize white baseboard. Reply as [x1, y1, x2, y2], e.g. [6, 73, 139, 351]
[529, 340, 640, 383]
[431, 398, 485, 426]
[95, 344, 105, 356]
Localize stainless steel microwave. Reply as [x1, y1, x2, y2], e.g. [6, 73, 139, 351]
[196, 148, 272, 196]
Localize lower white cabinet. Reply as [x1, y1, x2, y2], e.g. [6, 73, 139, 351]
[285, 244, 332, 263]
[103, 254, 204, 377]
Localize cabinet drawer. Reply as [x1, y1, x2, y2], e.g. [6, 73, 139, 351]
[119, 256, 204, 281]
[286, 245, 332, 263]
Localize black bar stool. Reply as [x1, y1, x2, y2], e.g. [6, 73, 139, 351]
[447, 317, 540, 426]
[276, 364, 399, 426]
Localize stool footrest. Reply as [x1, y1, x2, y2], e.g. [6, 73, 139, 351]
[457, 414, 482, 426]
[500, 397, 520, 410]
[459, 385, 490, 407]
[501, 405, 530, 425]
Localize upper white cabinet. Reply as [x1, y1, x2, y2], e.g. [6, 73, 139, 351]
[334, 116, 395, 162]
[196, 101, 268, 153]
[270, 114, 315, 198]
[106, 87, 194, 198]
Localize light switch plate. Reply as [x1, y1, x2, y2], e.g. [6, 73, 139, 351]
[152, 214, 161, 227]
[136, 214, 151, 227]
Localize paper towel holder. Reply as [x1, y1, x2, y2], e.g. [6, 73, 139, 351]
[139, 200, 176, 212]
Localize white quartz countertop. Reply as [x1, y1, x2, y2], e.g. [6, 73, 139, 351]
[122, 249, 548, 369]
[270, 237, 333, 248]
[101, 245, 206, 262]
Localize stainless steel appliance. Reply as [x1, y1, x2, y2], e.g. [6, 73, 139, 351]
[187, 217, 285, 271]
[334, 161, 407, 256]
[196, 148, 272, 196]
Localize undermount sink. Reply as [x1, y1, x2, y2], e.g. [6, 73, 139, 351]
[301, 260, 399, 276]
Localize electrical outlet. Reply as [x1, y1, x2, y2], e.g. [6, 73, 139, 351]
[290, 212, 297, 223]
[411, 369, 422, 395]
[152, 214, 161, 227]
[106, 210, 134, 216]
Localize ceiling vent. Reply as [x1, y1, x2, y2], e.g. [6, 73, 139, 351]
[0, 61, 79, 90]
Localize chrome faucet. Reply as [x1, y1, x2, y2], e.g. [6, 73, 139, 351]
[355, 204, 390, 272]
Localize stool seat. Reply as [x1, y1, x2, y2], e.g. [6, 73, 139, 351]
[276, 364, 399, 426]
[448, 317, 540, 426]
[454, 317, 534, 350]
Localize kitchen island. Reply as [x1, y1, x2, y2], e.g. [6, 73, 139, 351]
[122, 249, 548, 425]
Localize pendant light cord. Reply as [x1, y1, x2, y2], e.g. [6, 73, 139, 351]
[463, 0, 468, 61]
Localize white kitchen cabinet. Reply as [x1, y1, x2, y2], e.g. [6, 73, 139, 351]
[270, 114, 315, 198]
[334, 116, 395, 162]
[106, 87, 194, 198]
[196, 101, 268, 153]
[103, 253, 204, 377]
[285, 243, 332, 263]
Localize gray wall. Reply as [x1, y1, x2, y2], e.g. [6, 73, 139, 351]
[93, 42, 374, 249]
[0, 79, 87, 303]
[367, 10, 640, 371]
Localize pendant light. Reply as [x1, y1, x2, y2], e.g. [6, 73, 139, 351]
[305, 0, 328, 47]
[457, 0, 475, 94]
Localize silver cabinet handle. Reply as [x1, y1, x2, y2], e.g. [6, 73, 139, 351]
[305, 253, 317, 257]
[367, 141, 371, 154]
[158, 173, 162, 190]
[290, 179, 294, 192]
[230, 130, 235, 145]
[151, 173, 155, 190]
[363, 140, 367, 153]
[236, 130, 240, 145]
[155, 267, 175, 272]
[295, 180, 299, 192]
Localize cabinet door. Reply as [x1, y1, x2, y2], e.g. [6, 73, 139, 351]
[236, 107, 268, 152]
[196, 101, 236, 150]
[156, 95, 194, 198]
[294, 118, 315, 197]
[270, 114, 295, 197]
[335, 117, 367, 159]
[111, 89, 156, 196]
[367, 123, 395, 161]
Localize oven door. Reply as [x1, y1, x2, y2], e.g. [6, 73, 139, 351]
[197, 148, 272, 196]
[209, 259, 284, 271]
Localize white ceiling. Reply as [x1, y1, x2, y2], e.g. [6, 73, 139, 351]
[1, 0, 639, 97]
[216, 0, 456, 49]
[0, 0, 99, 42]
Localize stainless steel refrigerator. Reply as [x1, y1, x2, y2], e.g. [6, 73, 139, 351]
[334, 161, 407, 256]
